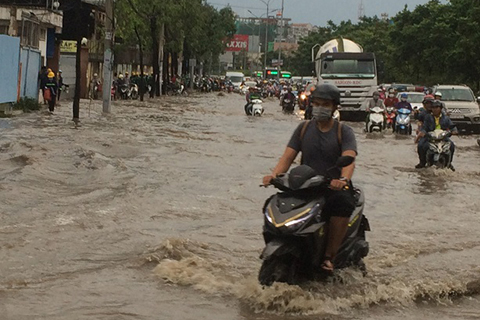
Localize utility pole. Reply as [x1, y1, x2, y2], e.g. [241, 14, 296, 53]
[72, 0, 82, 125]
[102, 0, 114, 113]
[263, 2, 269, 78]
[277, 0, 284, 80]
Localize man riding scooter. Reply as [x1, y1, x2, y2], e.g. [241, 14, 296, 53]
[395, 93, 413, 111]
[245, 86, 262, 115]
[262, 83, 357, 273]
[365, 91, 386, 132]
[415, 100, 457, 170]
[281, 87, 296, 113]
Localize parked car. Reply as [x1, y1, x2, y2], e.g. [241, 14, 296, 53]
[432, 84, 480, 133]
[396, 92, 425, 111]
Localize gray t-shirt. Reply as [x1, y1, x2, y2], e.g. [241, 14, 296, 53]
[287, 121, 357, 178]
[368, 98, 385, 110]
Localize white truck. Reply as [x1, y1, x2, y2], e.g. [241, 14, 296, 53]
[225, 71, 245, 92]
[312, 38, 377, 120]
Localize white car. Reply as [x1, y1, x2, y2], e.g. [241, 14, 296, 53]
[396, 92, 425, 111]
[240, 81, 258, 94]
[432, 85, 480, 132]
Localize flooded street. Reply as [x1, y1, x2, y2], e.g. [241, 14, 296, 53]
[1, 93, 480, 320]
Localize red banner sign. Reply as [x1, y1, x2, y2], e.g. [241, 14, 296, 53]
[225, 34, 249, 52]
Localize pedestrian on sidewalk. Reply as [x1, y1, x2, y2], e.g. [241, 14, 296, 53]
[44, 72, 58, 113]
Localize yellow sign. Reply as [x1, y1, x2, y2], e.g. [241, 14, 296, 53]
[60, 41, 77, 53]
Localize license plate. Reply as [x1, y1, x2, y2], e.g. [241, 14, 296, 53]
[449, 114, 464, 119]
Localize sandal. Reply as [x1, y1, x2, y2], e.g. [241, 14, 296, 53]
[321, 257, 334, 272]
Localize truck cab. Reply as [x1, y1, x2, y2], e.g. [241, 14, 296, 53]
[314, 38, 377, 120]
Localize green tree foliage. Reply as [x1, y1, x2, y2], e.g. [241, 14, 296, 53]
[287, 0, 480, 92]
[115, 0, 236, 75]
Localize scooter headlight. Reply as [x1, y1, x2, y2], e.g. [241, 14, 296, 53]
[442, 142, 451, 152]
[300, 94, 306, 100]
[397, 118, 405, 125]
[284, 204, 320, 229]
[265, 207, 273, 224]
[264, 204, 320, 230]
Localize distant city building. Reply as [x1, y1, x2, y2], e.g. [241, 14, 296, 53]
[219, 14, 318, 72]
[289, 23, 318, 42]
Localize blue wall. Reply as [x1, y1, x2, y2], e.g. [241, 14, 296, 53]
[0, 35, 20, 104]
[20, 48, 41, 100]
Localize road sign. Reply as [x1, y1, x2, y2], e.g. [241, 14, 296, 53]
[271, 59, 283, 67]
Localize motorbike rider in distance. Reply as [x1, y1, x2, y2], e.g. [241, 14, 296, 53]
[365, 91, 386, 131]
[394, 93, 413, 131]
[283, 87, 296, 103]
[384, 88, 399, 108]
[395, 93, 413, 111]
[245, 86, 261, 115]
[415, 100, 458, 170]
[282, 87, 296, 113]
[262, 84, 357, 273]
[90, 73, 101, 100]
[434, 91, 449, 115]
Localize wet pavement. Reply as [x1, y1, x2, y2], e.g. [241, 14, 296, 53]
[1, 93, 479, 319]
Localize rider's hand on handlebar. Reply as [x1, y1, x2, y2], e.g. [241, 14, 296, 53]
[330, 179, 348, 191]
[262, 175, 275, 186]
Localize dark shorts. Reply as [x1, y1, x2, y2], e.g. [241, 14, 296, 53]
[322, 188, 356, 218]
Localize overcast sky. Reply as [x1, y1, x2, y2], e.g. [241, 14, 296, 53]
[208, 0, 442, 26]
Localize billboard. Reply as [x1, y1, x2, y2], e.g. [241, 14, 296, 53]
[225, 35, 249, 52]
[60, 40, 77, 53]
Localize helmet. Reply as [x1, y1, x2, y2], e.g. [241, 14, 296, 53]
[310, 84, 341, 105]
[400, 93, 408, 99]
[47, 72, 55, 78]
[373, 91, 380, 97]
[58, 70, 62, 73]
[93, 73, 98, 77]
[423, 94, 434, 103]
[118, 74, 124, 79]
[125, 71, 129, 75]
[434, 91, 443, 97]
[432, 100, 443, 108]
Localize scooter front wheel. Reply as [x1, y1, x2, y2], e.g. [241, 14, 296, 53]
[258, 255, 297, 286]
[436, 155, 449, 169]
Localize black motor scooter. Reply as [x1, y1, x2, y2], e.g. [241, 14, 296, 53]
[259, 156, 370, 286]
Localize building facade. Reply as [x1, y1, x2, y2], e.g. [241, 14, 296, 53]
[0, 2, 62, 69]
[0, 1, 63, 106]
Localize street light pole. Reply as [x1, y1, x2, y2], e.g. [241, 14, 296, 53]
[264, 5, 268, 78]
[277, 0, 284, 80]
[259, 0, 273, 78]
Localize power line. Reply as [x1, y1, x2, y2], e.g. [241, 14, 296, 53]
[207, 2, 264, 11]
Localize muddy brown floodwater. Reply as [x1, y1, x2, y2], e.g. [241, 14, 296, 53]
[1, 93, 480, 320]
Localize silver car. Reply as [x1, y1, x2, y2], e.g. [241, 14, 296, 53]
[433, 85, 480, 130]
